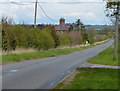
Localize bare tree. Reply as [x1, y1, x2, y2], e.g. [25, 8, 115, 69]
[104, 0, 119, 61]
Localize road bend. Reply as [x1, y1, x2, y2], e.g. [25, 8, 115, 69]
[2, 39, 113, 89]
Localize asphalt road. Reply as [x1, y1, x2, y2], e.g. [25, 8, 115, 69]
[2, 39, 113, 89]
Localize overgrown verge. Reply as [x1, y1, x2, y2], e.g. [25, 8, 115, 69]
[2, 44, 94, 64]
[2, 38, 110, 64]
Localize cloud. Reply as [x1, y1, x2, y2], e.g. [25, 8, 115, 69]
[63, 12, 95, 17]
[0, 0, 103, 3]
[38, 0, 103, 2]
[63, 12, 98, 22]
[0, 0, 110, 24]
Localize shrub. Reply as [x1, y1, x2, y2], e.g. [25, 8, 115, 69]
[32, 29, 55, 50]
[87, 29, 96, 44]
[13, 25, 28, 48]
[51, 30, 59, 48]
[2, 25, 55, 51]
[58, 33, 71, 47]
[68, 31, 83, 46]
[41, 30, 55, 50]
[88, 37, 96, 44]
[2, 27, 17, 51]
[95, 35, 107, 42]
[2, 30, 8, 51]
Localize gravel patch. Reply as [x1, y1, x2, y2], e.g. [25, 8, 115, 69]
[80, 62, 120, 69]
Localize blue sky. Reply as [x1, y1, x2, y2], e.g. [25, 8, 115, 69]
[0, 0, 112, 25]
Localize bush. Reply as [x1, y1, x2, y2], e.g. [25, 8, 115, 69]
[2, 24, 55, 51]
[51, 30, 59, 48]
[95, 35, 107, 42]
[81, 31, 88, 44]
[58, 33, 71, 47]
[13, 25, 28, 48]
[32, 29, 54, 50]
[40, 30, 55, 50]
[2, 27, 17, 51]
[2, 30, 8, 51]
[88, 37, 96, 44]
[68, 31, 83, 46]
[87, 29, 96, 44]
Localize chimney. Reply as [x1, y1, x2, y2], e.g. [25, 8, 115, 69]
[60, 18, 65, 25]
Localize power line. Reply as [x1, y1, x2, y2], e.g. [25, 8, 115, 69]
[1, 0, 57, 24]
[38, 2, 57, 22]
[38, 2, 104, 4]
[2, 1, 105, 24]
[0, 1, 104, 4]
[7, 0, 34, 6]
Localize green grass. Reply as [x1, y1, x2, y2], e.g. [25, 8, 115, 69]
[1, 39, 110, 64]
[54, 68, 119, 89]
[2, 45, 94, 64]
[87, 45, 118, 66]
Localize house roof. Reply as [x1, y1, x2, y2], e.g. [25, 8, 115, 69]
[55, 24, 69, 31]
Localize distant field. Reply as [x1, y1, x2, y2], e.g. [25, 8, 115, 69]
[88, 45, 118, 66]
[54, 68, 118, 89]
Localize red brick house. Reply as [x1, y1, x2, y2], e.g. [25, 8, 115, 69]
[55, 18, 69, 33]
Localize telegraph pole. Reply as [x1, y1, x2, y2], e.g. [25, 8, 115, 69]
[34, 0, 38, 28]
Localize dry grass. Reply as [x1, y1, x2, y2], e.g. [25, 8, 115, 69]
[94, 38, 109, 45]
[2, 48, 37, 55]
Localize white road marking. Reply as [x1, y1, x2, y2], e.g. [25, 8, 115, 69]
[67, 71, 71, 73]
[1, 69, 20, 79]
[50, 83, 54, 86]
[9, 70, 19, 72]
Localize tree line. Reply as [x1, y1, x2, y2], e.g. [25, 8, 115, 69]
[1, 17, 114, 53]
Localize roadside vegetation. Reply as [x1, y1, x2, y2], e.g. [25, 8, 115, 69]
[54, 44, 119, 90]
[2, 44, 95, 64]
[1, 17, 114, 63]
[54, 68, 118, 89]
[88, 45, 118, 66]
[2, 38, 109, 64]
[1, 17, 113, 53]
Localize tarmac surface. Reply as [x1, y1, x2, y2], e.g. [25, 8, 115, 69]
[2, 39, 113, 89]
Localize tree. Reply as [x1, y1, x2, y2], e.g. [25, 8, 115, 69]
[69, 25, 74, 31]
[75, 19, 88, 43]
[1, 17, 17, 52]
[2, 30, 8, 51]
[75, 19, 85, 31]
[104, 0, 119, 23]
[104, 0, 120, 61]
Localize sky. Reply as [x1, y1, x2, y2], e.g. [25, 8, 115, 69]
[0, 0, 112, 25]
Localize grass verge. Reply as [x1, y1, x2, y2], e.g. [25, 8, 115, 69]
[54, 68, 118, 89]
[1, 39, 109, 64]
[2, 45, 94, 64]
[87, 45, 118, 66]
